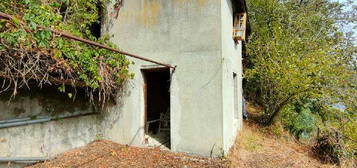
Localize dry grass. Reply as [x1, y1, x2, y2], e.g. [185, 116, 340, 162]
[227, 103, 341, 168]
[228, 121, 339, 168]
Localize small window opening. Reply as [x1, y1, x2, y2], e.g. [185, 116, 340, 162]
[59, 4, 68, 21]
[233, 12, 247, 41]
[90, 2, 103, 39]
[59, 2, 102, 39]
[233, 73, 239, 119]
[142, 68, 171, 148]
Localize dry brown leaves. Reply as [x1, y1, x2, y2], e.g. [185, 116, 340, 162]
[29, 140, 229, 168]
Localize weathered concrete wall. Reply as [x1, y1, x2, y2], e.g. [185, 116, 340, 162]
[0, 84, 131, 158]
[0, 86, 102, 158]
[0, 86, 95, 120]
[103, 0, 225, 156]
[0, 0, 244, 158]
[221, 0, 244, 153]
[0, 115, 100, 157]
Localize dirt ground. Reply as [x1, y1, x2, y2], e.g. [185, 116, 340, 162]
[29, 103, 343, 168]
[28, 140, 229, 168]
[29, 121, 341, 168]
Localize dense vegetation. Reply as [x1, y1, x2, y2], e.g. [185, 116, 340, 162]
[0, 0, 133, 105]
[245, 0, 356, 163]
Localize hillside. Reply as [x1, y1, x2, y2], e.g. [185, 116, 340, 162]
[229, 121, 338, 168]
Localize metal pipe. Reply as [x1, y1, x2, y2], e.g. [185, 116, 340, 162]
[0, 116, 48, 124]
[0, 118, 32, 124]
[0, 12, 176, 70]
[0, 157, 47, 163]
[0, 118, 51, 129]
[0, 113, 97, 129]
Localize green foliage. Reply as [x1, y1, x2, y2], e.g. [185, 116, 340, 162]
[0, 0, 133, 104]
[245, 0, 356, 124]
[281, 102, 317, 140]
[323, 107, 357, 159]
[245, 0, 356, 161]
[341, 121, 357, 154]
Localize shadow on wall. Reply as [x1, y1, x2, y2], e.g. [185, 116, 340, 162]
[0, 80, 133, 158]
[0, 83, 97, 121]
[98, 81, 133, 134]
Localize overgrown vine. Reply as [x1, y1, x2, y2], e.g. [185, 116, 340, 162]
[0, 0, 134, 105]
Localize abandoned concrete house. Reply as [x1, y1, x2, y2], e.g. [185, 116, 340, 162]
[0, 0, 249, 160]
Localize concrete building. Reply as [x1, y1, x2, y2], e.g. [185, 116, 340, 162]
[0, 0, 248, 161]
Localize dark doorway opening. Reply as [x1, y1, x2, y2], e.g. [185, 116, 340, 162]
[142, 68, 171, 148]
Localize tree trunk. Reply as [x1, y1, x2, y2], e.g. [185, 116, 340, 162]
[264, 109, 280, 126]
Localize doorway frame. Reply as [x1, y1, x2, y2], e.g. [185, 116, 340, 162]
[141, 66, 173, 148]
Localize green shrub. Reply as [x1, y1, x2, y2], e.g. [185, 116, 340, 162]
[280, 103, 316, 140]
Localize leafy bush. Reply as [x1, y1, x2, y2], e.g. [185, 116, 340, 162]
[0, 0, 134, 104]
[324, 109, 357, 161]
[280, 103, 316, 140]
[340, 121, 357, 156]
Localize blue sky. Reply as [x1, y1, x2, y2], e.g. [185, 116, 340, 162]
[332, 0, 357, 36]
